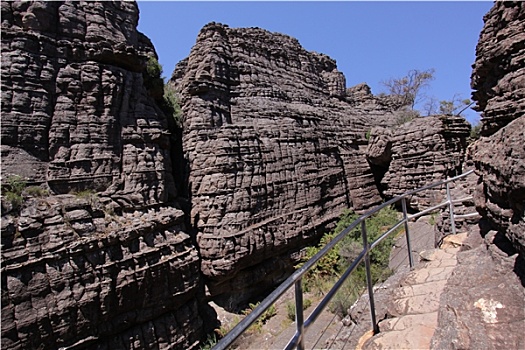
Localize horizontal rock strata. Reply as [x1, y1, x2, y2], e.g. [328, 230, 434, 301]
[172, 22, 398, 306]
[470, 1, 525, 136]
[1, 196, 207, 349]
[0, 0, 174, 208]
[367, 115, 471, 210]
[470, 1, 525, 256]
[1, 1, 210, 349]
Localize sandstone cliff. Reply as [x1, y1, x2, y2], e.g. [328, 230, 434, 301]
[171, 23, 403, 307]
[367, 115, 471, 210]
[470, 1, 525, 256]
[471, 1, 525, 136]
[432, 2, 525, 348]
[1, 2, 212, 349]
[1, 2, 483, 348]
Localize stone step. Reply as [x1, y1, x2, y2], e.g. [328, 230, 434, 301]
[364, 241, 466, 350]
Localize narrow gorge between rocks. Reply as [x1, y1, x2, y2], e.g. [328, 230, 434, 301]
[1, 1, 524, 349]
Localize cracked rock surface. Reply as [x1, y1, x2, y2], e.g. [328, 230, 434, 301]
[171, 22, 402, 306]
[1, 2, 212, 349]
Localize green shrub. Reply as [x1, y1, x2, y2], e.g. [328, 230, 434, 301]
[286, 298, 312, 321]
[470, 122, 482, 140]
[2, 175, 27, 210]
[199, 333, 218, 350]
[299, 206, 400, 317]
[5, 175, 27, 194]
[25, 186, 49, 197]
[429, 212, 438, 226]
[241, 302, 277, 333]
[146, 56, 162, 79]
[143, 56, 164, 99]
[328, 273, 365, 317]
[4, 191, 23, 209]
[163, 84, 182, 127]
[143, 57, 183, 128]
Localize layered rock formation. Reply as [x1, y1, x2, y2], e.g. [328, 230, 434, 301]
[470, 1, 525, 256]
[1, 2, 211, 349]
[1, 0, 175, 208]
[471, 1, 525, 136]
[1, 2, 488, 347]
[1, 197, 208, 350]
[171, 23, 400, 306]
[432, 2, 525, 348]
[367, 115, 471, 210]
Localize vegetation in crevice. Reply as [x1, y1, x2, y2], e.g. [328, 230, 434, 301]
[1, 175, 50, 213]
[286, 298, 312, 321]
[143, 56, 182, 127]
[201, 302, 277, 349]
[469, 122, 482, 141]
[143, 55, 185, 203]
[298, 206, 401, 317]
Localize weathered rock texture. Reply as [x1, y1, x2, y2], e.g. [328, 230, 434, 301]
[470, 1, 525, 257]
[171, 23, 399, 306]
[471, 1, 525, 137]
[431, 2, 525, 348]
[1, 0, 175, 208]
[1, 2, 211, 349]
[431, 230, 525, 350]
[367, 115, 471, 210]
[1, 196, 209, 350]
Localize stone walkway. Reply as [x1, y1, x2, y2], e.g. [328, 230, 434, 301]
[360, 234, 467, 349]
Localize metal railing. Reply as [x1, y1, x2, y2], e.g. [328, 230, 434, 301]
[213, 169, 475, 350]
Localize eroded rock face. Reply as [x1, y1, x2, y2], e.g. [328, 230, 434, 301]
[471, 1, 525, 136]
[367, 115, 471, 210]
[431, 231, 525, 350]
[471, 1, 525, 256]
[172, 23, 398, 306]
[471, 117, 525, 256]
[1, 2, 211, 349]
[431, 3, 525, 348]
[1, 197, 209, 350]
[1, 0, 175, 208]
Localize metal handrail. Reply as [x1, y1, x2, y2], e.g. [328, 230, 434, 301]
[212, 169, 475, 350]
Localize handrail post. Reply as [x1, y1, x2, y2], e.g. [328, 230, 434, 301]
[295, 279, 305, 350]
[361, 221, 379, 335]
[446, 180, 457, 235]
[401, 197, 414, 268]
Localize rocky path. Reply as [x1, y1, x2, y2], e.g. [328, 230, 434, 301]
[361, 240, 465, 349]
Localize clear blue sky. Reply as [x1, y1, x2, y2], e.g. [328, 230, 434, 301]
[137, 1, 494, 124]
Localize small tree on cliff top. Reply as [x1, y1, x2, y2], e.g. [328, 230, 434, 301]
[382, 68, 435, 111]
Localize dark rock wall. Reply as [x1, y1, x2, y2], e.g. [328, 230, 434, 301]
[1, 1, 174, 208]
[471, 1, 525, 256]
[172, 23, 396, 305]
[471, 1, 525, 136]
[1, 2, 211, 349]
[423, 3, 525, 349]
[367, 115, 471, 210]
[1, 198, 207, 350]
